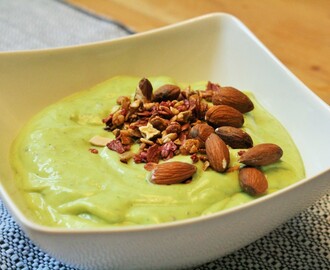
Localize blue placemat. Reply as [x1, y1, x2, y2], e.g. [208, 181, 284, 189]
[1, 0, 329, 269]
[0, 0, 133, 51]
[1, 196, 329, 269]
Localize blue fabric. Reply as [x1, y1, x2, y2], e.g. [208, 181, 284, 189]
[0, 0, 329, 269]
[0, 0, 132, 51]
[1, 196, 329, 269]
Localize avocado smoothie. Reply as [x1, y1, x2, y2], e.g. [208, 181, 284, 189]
[10, 76, 304, 228]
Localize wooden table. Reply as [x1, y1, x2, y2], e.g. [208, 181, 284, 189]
[67, 0, 330, 104]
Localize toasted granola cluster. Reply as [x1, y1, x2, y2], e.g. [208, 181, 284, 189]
[102, 78, 218, 165]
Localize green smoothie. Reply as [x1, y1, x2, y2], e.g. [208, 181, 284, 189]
[10, 76, 305, 228]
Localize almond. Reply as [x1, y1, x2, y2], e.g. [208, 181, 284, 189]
[180, 139, 200, 155]
[239, 143, 283, 166]
[205, 105, 244, 128]
[135, 77, 153, 102]
[205, 133, 230, 172]
[215, 126, 253, 149]
[89, 135, 112, 146]
[153, 84, 181, 102]
[119, 151, 134, 163]
[239, 167, 268, 196]
[149, 116, 169, 131]
[151, 161, 197, 185]
[189, 123, 214, 146]
[212, 86, 254, 113]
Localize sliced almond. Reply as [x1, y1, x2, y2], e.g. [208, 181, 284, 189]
[205, 133, 230, 172]
[239, 167, 268, 196]
[89, 135, 112, 146]
[239, 143, 283, 166]
[150, 161, 197, 185]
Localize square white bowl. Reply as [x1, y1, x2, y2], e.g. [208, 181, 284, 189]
[0, 13, 329, 270]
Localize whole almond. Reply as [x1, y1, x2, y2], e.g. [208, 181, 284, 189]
[239, 143, 283, 166]
[205, 105, 244, 128]
[135, 77, 153, 102]
[215, 126, 253, 149]
[205, 133, 230, 172]
[189, 123, 214, 146]
[153, 84, 181, 102]
[151, 161, 197, 185]
[212, 86, 254, 113]
[239, 167, 268, 196]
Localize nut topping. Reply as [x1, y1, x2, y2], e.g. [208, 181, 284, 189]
[149, 116, 169, 131]
[89, 135, 112, 147]
[165, 122, 181, 134]
[205, 133, 230, 172]
[139, 122, 160, 140]
[101, 77, 284, 190]
[153, 84, 181, 102]
[239, 167, 268, 196]
[239, 143, 283, 166]
[205, 105, 244, 128]
[215, 126, 253, 149]
[189, 123, 214, 146]
[135, 77, 153, 102]
[180, 139, 200, 155]
[150, 161, 197, 185]
[212, 86, 254, 113]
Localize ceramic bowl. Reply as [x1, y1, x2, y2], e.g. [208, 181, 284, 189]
[0, 13, 329, 270]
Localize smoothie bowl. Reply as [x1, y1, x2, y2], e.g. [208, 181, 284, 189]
[0, 13, 329, 270]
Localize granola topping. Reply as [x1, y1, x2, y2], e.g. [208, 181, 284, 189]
[97, 77, 284, 193]
[102, 78, 212, 165]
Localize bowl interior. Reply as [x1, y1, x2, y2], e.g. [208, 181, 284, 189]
[0, 13, 329, 227]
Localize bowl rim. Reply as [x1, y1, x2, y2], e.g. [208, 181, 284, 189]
[0, 12, 235, 55]
[1, 12, 329, 234]
[2, 169, 329, 234]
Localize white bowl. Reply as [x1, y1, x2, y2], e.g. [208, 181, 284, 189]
[0, 13, 329, 270]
